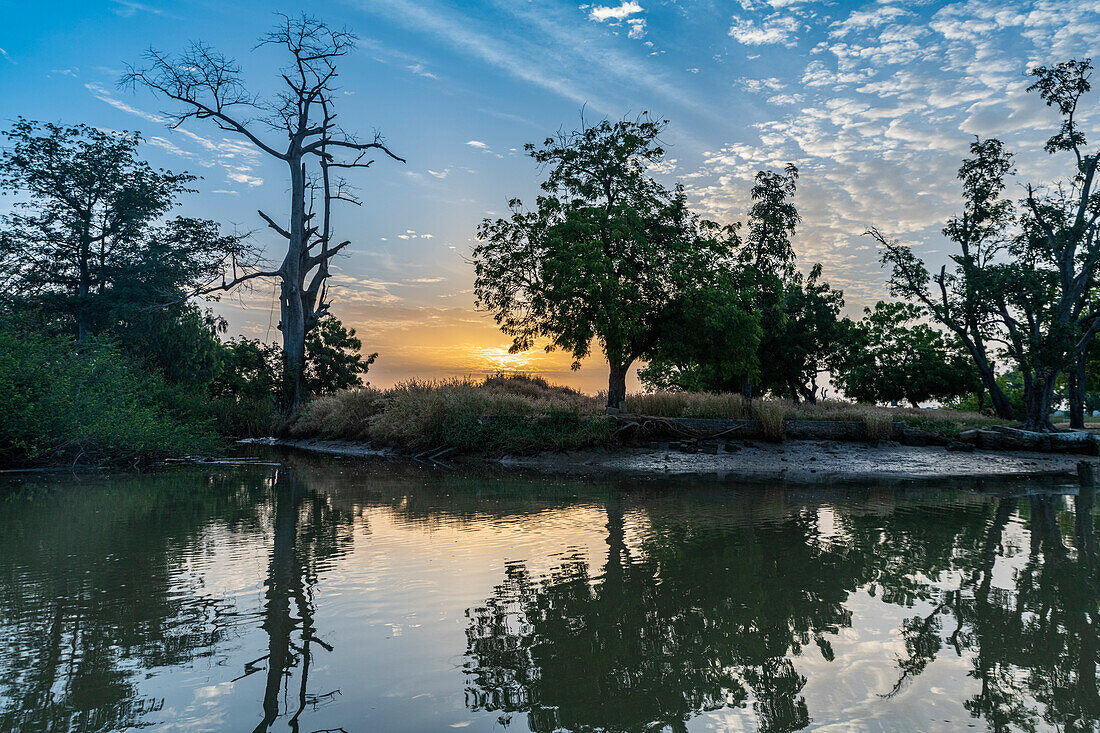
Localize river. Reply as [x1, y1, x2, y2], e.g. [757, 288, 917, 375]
[0, 451, 1096, 732]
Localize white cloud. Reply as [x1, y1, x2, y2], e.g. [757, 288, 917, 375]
[406, 63, 438, 79]
[465, 140, 490, 149]
[729, 14, 801, 46]
[227, 172, 263, 187]
[588, 1, 643, 22]
[85, 82, 166, 124]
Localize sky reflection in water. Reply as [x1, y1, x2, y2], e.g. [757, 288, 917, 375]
[0, 454, 1096, 732]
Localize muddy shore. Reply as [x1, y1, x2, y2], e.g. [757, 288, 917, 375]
[264, 438, 1100, 484]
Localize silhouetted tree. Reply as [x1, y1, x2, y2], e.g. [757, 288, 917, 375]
[879, 59, 1100, 430]
[126, 14, 404, 411]
[0, 120, 245, 342]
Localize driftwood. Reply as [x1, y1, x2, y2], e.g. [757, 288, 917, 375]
[958, 427, 1099, 455]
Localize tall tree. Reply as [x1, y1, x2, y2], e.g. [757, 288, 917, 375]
[876, 139, 1017, 419]
[126, 14, 404, 411]
[879, 59, 1100, 430]
[474, 116, 735, 411]
[1021, 59, 1100, 428]
[0, 120, 203, 341]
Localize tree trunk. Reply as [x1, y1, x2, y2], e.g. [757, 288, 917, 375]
[257, 476, 303, 733]
[280, 282, 307, 412]
[1070, 344, 1090, 429]
[972, 351, 1014, 420]
[740, 372, 753, 400]
[1023, 372, 1057, 432]
[279, 152, 308, 413]
[77, 233, 90, 343]
[607, 357, 632, 412]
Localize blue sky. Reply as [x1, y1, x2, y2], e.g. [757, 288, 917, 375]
[3, 0, 1098, 390]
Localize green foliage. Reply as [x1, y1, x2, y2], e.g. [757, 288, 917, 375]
[0, 322, 220, 467]
[640, 269, 761, 392]
[474, 116, 742, 407]
[756, 263, 844, 402]
[0, 120, 247, 339]
[208, 337, 283, 437]
[304, 315, 377, 396]
[833, 301, 981, 407]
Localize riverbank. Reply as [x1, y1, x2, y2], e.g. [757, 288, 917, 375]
[285, 374, 1011, 454]
[267, 437, 1099, 483]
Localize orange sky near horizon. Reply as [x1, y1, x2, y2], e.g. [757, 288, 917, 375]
[214, 288, 643, 395]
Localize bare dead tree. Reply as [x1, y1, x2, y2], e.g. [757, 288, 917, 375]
[124, 14, 404, 411]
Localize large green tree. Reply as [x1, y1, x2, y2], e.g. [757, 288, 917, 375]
[0, 120, 244, 341]
[832, 301, 980, 407]
[474, 117, 738, 411]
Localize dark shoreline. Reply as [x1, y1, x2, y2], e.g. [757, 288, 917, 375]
[263, 436, 1100, 485]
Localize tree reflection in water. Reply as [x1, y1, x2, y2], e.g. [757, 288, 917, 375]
[464, 484, 1100, 733]
[237, 469, 354, 733]
[0, 465, 353, 733]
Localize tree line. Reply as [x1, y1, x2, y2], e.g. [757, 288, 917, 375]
[474, 59, 1100, 431]
[2, 12, 1096, 463]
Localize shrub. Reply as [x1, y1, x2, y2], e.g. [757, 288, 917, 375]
[0, 325, 221, 466]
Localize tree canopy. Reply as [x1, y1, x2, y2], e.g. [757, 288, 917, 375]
[474, 116, 745, 410]
[832, 301, 980, 408]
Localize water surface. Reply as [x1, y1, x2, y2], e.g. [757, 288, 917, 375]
[0, 453, 1096, 732]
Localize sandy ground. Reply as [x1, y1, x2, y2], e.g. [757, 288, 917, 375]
[264, 438, 1099, 484]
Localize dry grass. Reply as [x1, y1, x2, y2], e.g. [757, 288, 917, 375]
[290, 374, 606, 453]
[291, 375, 1011, 454]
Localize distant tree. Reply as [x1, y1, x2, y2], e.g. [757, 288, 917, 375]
[126, 14, 404, 411]
[303, 315, 376, 396]
[474, 116, 738, 411]
[0, 120, 246, 341]
[756, 264, 844, 403]
[832, 301, 982, 408]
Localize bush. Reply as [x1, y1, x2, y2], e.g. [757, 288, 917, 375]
[0, 325, 221, 467]
[289, 374, 607, 454]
